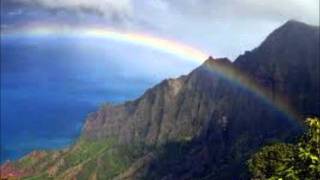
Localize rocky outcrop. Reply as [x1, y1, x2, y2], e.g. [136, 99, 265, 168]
[0, 161, 27, 179]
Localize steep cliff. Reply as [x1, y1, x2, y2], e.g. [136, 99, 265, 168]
[143, 20, 320, 179]
[235, 20, 320, 116]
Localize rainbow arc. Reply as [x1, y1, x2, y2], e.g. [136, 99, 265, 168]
[1, 24, 299, 121]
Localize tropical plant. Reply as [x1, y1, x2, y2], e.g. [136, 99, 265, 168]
[247, 117, 320, 179]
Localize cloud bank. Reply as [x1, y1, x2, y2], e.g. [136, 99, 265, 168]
[164, 0, 318, 24]
[3, 0, 319, 25]
[1, 0, 319, 59]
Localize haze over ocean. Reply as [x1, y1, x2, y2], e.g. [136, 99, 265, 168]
[0, 36, 196, 162]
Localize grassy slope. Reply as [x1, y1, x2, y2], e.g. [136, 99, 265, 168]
[16, 138, 147, 180]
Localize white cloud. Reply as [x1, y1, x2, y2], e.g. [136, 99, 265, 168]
[11, 0, 134, 25]
[160, 0, 319, 25]
[235, 0, 319, 25]
[7, 0, 319, 25]
[34, 0, 131, 13]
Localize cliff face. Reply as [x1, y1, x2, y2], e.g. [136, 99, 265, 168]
[83, 20, 320, 146]
[235, 20, 320, 116]
[83, 58, 236, 145]
[1, 20, 319, 179]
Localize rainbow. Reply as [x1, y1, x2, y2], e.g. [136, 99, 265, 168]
[1, 24, 208, 64]
[1, 24, 299, 121]
[201, 60, 299, 121]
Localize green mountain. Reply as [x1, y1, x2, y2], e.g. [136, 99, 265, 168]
[1, 20, 319, 180]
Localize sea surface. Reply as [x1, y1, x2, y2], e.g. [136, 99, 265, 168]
[0, 36, 195, 162]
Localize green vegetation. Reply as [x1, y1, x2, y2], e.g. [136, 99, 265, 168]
[16, 137, 150, 179]
[247, 117, 320, 179]
[64, 138, 116, 167]
[23, 173, 53, 180]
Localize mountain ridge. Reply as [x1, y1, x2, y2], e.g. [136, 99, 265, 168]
[235, 20, 320, 117]
[1, 20, 319, 179]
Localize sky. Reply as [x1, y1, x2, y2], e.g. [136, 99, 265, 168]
[1, 0, 319, 60]
[0, 0, 319, 162]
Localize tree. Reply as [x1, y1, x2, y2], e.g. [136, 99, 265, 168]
[247, 117, 320, 179]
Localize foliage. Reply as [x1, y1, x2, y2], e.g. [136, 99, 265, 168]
[247, 117, 320, 179]
[16, 138, 150, 179]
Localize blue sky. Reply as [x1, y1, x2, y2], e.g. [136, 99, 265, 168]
[1, 0, 319, 60]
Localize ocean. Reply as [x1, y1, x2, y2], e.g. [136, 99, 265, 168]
[1, 36, 196, 162]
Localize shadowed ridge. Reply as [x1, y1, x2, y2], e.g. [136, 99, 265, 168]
[258, 19, 319, 51]
[234, 20, 320, 117]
